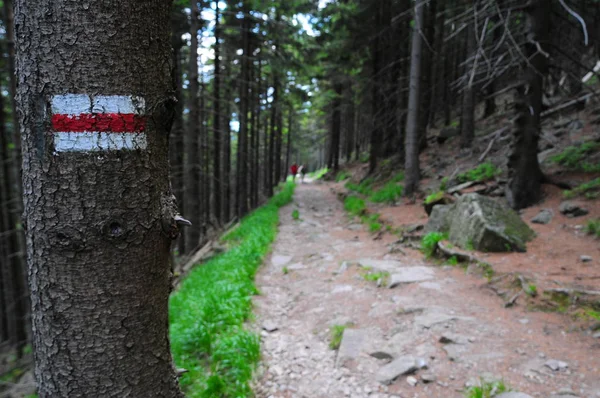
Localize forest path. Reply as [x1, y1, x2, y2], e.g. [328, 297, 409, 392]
[252, 180, 600, 398]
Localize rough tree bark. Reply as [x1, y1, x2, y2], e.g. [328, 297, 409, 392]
[184, 0, 202, 252]
[506, 0, 549, 209]
[404, 0, 425, 196]
[15, 0, 184, 396]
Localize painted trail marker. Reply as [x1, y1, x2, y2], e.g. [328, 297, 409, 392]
[51, 94, 147, 152]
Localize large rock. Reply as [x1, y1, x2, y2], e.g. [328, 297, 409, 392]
[424, 205, 452, 233]
[559, 201, 589, 218]
[426, 194, 535, 252]
[336, 328, 367, 367]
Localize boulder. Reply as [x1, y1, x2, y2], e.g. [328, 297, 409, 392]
[424, 205, 452, 234]
[427, 194, 535, 252]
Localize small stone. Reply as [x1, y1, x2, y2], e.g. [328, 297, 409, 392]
[406, 376, 418, 387]
[262, 320, 279, 333]
[421, 373, 437, 383]
[519, 318, 530, 325]
[388, 267, 435, 288]
[593, 332, 600, 339]
[581, 255, 593, 263]
[376, 356, 418, 385]
[559, 201, 589, 218]
[532, 209, 553, 224]
[544, 359, 569, 371]
[495, 393, 534, 398]
[439, 332, 470, 345]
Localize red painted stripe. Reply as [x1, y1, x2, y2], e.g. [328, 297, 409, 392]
[51, 113, 146, 133]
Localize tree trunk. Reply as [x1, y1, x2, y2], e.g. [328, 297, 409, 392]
[213, 2, 222, 223]
[369, 1, 383, 174]
[237, 3, 250, 218]
[224, 77, 232, 223]
[419, 0, 437, 151]
[184, 0, 201, 252]
[506, 0, 548, 209]
[285, 109, 293, 181]
[267, 78, 278, 195]
[460, 21, 475, 148]
[14, 0, 184, 395]
[0, 70, 27, 357]
[330, 83, 342, 172]
[404, 0, 425, 196]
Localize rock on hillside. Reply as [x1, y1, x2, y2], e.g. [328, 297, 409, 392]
[426, 193, 535, 252]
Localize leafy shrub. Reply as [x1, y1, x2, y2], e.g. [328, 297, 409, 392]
[344, 196, 366, 216]
[457, 162, 500, 183]
[369, 182, 403, 203]
[368, 221, 382, 232]
[550, 142, 600, 172]
[421, 232, 447, 258]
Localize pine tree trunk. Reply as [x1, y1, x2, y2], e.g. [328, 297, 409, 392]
[275, 102, 284, 183]
[460, 21, 475, 148]
[267, 79, 277, 195]
[506, 0, 548, 209]
[285, 109, 292, 181]
[184, 0, 202, 252]
[369, 1, 383, 174]
[224, 78, 232, 222]
[404, 0, 425, 196]
[330, 83, 342, 172]
[0, 70, 27, 357]
[237, 3, 250, 217]
[213, 3, 222, 223]
[14, 0, 184, 395]
[419, 0, 437, 150]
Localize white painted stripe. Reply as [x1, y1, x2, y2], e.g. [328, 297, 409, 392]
[92, 96, 145, 115]
[53, 132, 147, 152]
[51, 94, 91, 115]
[51, 95, 145, 115]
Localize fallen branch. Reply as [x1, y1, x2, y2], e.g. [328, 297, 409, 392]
[437, 241, 479, 263]
[478, 127, 509, 162]
[541, 93, 592, 118]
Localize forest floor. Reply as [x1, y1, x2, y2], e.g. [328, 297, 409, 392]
[252, 179, 600, 398]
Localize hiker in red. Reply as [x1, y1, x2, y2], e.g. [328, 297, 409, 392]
[290, 163, 299, 182]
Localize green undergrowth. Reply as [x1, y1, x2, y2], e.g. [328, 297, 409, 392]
[329, 324, 352, 350]
[464, 379, 509, 398]
[344, 195, 366, 216]
[564, 178, 600, 199]
[551, 141, 600, 172]
[335, 171, 351, 182]
[457, 162, 500, 183]
[309, 168, 328, 180]
[346, 178, 374, 196]
[585, 218, 600, 238]
[169, 182, 295, 398]
[369, 182, 403, 203]
[421, 232, 447, 258]
[425, 191, 444, 205]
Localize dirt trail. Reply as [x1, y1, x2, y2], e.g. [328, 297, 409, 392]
[253, 180, 600, 398]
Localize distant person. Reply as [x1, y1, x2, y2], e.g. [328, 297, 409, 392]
[290, 163, 299, 182]
[300, 165, 307, 183]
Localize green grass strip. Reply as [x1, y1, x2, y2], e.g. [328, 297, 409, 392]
[169, 182, 295, 397]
